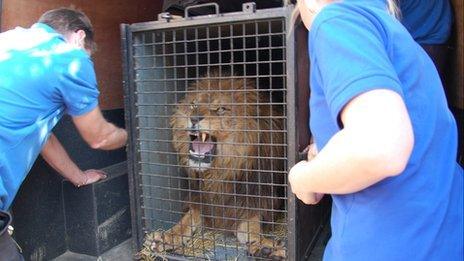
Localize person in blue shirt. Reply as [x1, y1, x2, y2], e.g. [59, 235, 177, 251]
[288, 0, 463, 260]
[0, 8, 127, 260]
[399, 0, 454, 100]
[400, 0, 453, 45]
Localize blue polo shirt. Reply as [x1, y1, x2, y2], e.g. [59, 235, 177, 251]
[400, 0, 453, 44]
[0, 23, 99, 210]
[308, 1, 463, 260]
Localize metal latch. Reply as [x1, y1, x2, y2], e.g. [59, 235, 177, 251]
[158, 12, 183, 22]
[158, 12, 173, 22]
[242, 2, 257, 13]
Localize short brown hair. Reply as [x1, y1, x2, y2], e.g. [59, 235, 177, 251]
[38, 7, 97, 53]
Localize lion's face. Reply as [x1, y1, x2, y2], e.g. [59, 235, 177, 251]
[170, 78, 261, 172]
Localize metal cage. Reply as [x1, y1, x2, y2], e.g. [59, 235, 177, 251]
[122, 3, 329, 260]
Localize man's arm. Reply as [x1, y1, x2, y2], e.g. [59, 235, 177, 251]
[289, 89, 414, 204]
[41, 134, 107, 187]
[72, 106, 127, 150]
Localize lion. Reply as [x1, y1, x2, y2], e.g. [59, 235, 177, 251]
[151, 72, 286, 259]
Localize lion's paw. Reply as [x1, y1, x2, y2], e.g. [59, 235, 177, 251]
[150, 230, 182, 252]
[247, 240, 286, 260]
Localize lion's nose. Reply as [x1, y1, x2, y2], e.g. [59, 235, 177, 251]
[190, 115, 204, 125]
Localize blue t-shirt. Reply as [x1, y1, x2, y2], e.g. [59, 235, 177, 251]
[0, 23, 99, 210]
[308, 1, 463, 260]
[400, 0, 453, 44]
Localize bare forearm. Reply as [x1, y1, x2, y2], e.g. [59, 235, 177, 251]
[290, 130, 398, 194]
[72, 107, 127, 150]
[92, 122, 127, 150]
[41, 134, 85, 186]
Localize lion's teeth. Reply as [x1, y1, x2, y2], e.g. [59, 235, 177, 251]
[189, 150, 205, 158]
[201, 133, 207, 142]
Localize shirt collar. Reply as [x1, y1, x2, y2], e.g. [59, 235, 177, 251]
[31, 23, 57, 34]
[31, 23, 68, 42]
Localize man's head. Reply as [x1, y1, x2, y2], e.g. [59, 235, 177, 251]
[38, 7, 96, 55]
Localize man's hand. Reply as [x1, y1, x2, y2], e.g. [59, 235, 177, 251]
[78, 169, 107, 187]
[41, 135, 109, 188]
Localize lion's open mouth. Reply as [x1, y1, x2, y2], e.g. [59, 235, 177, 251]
[189, 131, 216, 164]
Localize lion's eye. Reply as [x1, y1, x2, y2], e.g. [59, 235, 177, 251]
[190, 103, 198, 110]
[216, 107, 228, 115]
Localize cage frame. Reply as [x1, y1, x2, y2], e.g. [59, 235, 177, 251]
[121, 4, 318, 260]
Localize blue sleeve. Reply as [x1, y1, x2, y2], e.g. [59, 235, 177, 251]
[310, 14, 403, 122]
[59, 56, 99, 116]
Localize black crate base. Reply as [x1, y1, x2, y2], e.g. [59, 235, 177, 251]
[63, 162, 131, 257]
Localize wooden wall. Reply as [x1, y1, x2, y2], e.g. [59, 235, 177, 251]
[1, 0, 163, 110]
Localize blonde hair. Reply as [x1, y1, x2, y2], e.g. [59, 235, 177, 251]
[386, 0, 402, 19]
